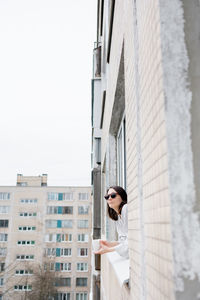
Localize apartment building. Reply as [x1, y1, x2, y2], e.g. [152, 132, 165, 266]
[91, 0, 200, 300]
[0, 174, 92, 300]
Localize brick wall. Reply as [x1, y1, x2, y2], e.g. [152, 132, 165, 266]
[98, 0, 199, 299]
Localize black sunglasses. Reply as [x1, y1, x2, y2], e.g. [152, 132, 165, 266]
[104, 193, 118, 200]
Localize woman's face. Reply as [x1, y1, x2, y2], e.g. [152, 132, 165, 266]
[106, 188, 122, 212]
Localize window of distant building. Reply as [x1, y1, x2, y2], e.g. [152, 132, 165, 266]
[55, 293, 71, 300]
[77, 263, 88, 272]
[0, 248, 6, 257]
[78, 193, 89, 200]
[0, 206, 9, 214]
[77, 248, 88, 257]
[0, 234, 7, 241]
[76, 293, 88, 300]
[14, 285, 32, 291]
[77, 220, 88, 229]
[17, 240, 35, 246]
[19, 212, 37, 217]
[45, 233, 72, 243]
[77, 234, 89, 242]
[76, 278, 88, 287]
[45, 220, 73, 229]
[15, 270, 33, 276]
[16, 255, 34, 260]
[20, 198, 37, 204]
[47, 206, 73, 214]
[0, 193, 10, 200]
[18, 226, 36, 231]
[78, 206, 89, 215]
[55, 278, 71, 287]
[48, 193, 73, 201]
[0, 220, 8, 228]
[0, 278, 3, 287]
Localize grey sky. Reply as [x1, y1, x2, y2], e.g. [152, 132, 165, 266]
[0, 0, 97, 186]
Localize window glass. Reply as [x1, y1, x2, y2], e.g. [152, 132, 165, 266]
[77, 220, 88, 228]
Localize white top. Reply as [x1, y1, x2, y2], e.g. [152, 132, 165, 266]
[114, 204, 129, 259]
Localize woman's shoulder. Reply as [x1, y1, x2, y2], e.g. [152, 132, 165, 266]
[121, 203, 128, 215]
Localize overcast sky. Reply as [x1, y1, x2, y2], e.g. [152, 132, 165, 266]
[0, 0, 97, 186]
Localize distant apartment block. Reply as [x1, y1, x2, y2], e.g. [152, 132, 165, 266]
[0, 174, 92, 300]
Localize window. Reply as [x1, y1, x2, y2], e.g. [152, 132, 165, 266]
[77, 263, 88, 272]
[78, 193, 89, 200]
[15, 270, 33, 275]
[47, 206, 73, 215]
[16, 255, 34, 260]
[117, 116, 126, 189]
[45, 248, 56, 257]
[0, 278, 3, 286]
[62, 220, 73, 228]
[0, 263, 5, 272]
[62, 206, 73, 214]
[0, 234, 7, 242]
[54, 263, 71, 272]
[55, 293, 71, 300]
[60, 248, 71, 256]
[17, 240, 35, 245]
[55, 278, 71, 287]
[63, 193, 73, 200]
[0, 220, 8, 227]
[0, 248, 6, 257]
[45, 233, 56, 242]
[61, 234, 72, 242]
[77, 234, 88, 242]
[0, 206, 9, 214]
[45, 220, 73, 228]
[19, 182, 27, 186]
[77, 248, 88, 257]
[76, 293, 88, 300]
[48, 193, 59, 201]
[14, 285, 32, 291]
[19, 212, 37, 217]
[20, 198, 37, 204]
[48, 193, 73, 201]
[77, 220, 88, 229]
[18, 226, 36, 231]
[0, 193, 10, 200]
[45, 220, 57, 228]
[76, 278, 88, 287]
[78, 206, 89, 215]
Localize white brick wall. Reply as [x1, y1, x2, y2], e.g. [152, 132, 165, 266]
[100, 0, 176, 299]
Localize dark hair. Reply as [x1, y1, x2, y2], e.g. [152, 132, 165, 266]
[106, 186, 127, 221]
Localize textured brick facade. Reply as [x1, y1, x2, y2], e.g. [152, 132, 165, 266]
[92, 0, 200, 299]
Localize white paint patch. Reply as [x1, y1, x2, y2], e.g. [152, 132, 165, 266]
[159, 0, 200, 293]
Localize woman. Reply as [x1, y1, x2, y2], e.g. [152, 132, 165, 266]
[95, 186, 129, 259]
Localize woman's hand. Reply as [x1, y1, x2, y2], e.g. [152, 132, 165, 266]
[94, 241, 114, 255]
[100, 240, 119, 247]
[94, 240, 119, 255]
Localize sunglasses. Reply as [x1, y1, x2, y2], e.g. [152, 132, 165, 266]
[104, 193, 118, 200]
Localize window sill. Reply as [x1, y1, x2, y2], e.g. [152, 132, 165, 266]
[101, 251, 130, 300]
[106, 252, 129, 286]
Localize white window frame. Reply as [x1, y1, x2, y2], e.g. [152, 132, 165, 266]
[77, 248, 88, 257]
[77, 234, 89, 242]
[77, 263, 88, 272]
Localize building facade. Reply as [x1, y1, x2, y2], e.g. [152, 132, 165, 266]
[91, 0, 200, 299]
[0, 174, 92, 300]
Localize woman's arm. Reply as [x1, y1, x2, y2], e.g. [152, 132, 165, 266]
[100, 240, 119, 247]
[94, 242, 115, 255]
